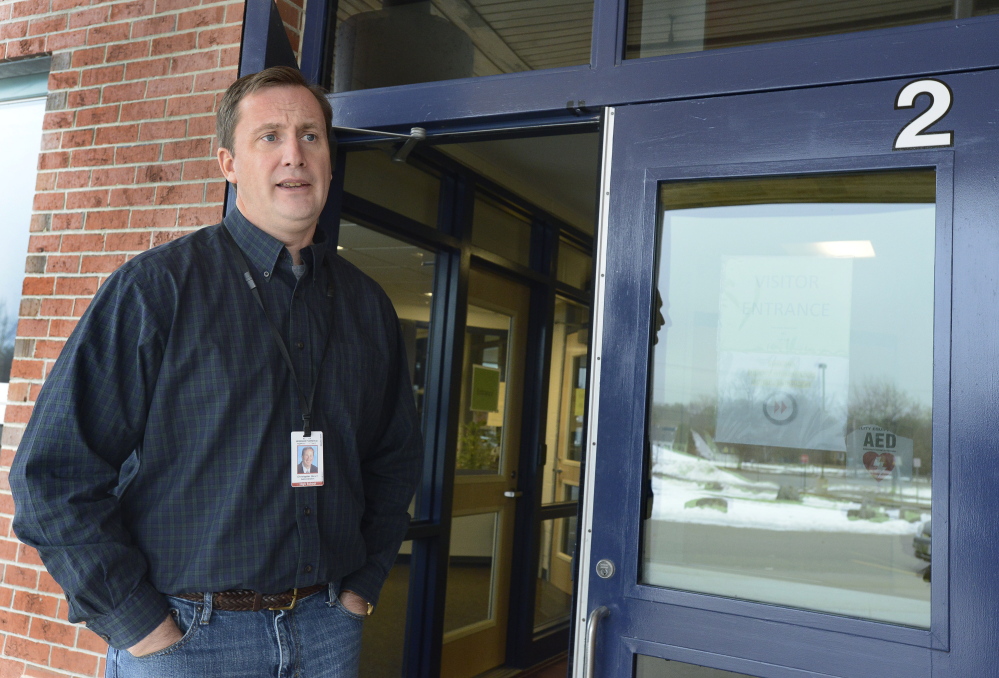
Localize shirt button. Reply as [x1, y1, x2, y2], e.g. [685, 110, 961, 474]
[263, 270, 270, 278]
[296, 341, 304, 349]
[304, 565, 313, 573]
[304, 507, 311, 516]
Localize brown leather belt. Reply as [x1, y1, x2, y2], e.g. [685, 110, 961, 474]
[177, 584, 326, 612]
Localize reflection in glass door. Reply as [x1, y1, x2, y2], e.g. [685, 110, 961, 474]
[536, 298, 589, 633]
[644, 171, 935, 628]
[442, 268, 531, 678]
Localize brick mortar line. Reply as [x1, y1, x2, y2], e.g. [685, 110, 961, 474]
[38, 152, 218, 156]
[50, 111, 222, 119]
[54, 30, 245, 59]
[18, 18, 246, 41]
[11, 0, 237, 13]
[7, 62, 240, 87]
[11, 661, 97, 678]
[29, 206, 221, 213]
[2, 46, 240, 71]
[59, 113, 227, 126]
[4, 639, 105, 662]
[1, 594, 86, 623]
[22, 20, 246, 47]
[1, 552, 48, 568]
[39, 182, 222, 190]
[6, 0, 238, 22]
[15, 665, 100, 678]
[37, 185, 224, 191]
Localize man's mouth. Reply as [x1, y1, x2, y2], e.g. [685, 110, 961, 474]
[278, 182, 309, 188]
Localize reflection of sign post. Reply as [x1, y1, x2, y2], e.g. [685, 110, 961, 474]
[470, 365, 500, 412]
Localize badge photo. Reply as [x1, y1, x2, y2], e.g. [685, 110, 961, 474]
[291, 431, 324, 487]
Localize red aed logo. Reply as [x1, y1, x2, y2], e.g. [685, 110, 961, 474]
[862, 451, 895, 481]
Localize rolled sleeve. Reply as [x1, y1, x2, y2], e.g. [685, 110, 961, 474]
[85, 581, 171, 650]
[10, 267, 168, 649]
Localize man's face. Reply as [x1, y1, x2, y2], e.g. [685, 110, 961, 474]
[303, 448, 314, 467]
[217, 85, 332, 238]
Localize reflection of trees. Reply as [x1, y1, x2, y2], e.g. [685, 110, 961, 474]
[649, 397, 716, 458]
[729, 371, 761, 402]
[0, 301, 15, 382]
[648, 381, 932, 475]
[848, 379, 932, 473]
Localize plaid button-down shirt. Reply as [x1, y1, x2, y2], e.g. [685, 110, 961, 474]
[10, 209, 423, 649]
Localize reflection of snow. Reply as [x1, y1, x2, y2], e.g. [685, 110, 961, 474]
[690, 430, 739, 464]
[650, 445, 928, 535]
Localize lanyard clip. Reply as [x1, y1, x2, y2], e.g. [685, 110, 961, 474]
[303, 415, 311, 438]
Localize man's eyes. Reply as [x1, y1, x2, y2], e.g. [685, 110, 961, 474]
[258, 133, 318, 142]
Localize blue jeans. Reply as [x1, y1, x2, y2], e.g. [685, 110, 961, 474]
[105, 584, 364, 678]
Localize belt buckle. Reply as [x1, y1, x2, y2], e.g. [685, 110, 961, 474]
[269, 588, 299, 611]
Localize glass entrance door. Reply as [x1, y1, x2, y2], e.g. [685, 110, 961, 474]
[577, 69, 999, 677]
[442, 267, 531, 678]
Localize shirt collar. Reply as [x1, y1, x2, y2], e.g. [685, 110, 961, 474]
[223, 208, 330, 283]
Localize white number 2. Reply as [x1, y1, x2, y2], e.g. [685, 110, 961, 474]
[894, 79, 954, 150]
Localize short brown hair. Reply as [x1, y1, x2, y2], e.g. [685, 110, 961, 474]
[217, 66, 335, 155]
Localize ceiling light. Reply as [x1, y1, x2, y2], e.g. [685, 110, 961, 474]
[783, 240, 875, 258]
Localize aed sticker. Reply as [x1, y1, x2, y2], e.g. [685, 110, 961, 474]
[291, 431, 324, 487]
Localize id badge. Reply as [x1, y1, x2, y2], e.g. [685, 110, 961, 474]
[291, 431, 324, 487]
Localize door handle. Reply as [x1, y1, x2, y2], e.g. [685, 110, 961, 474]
[583, 605, 609, 678]
[504, 490, 523, 498]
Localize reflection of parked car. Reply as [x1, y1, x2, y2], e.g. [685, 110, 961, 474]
[913, 520, 931, 561]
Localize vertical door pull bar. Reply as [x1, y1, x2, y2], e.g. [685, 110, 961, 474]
[583, 606, 610, 678]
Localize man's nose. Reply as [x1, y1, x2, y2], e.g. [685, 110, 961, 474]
[283, 139, 306, 166]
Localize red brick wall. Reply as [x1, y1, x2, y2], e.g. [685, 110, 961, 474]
[0, 1, 306, 675]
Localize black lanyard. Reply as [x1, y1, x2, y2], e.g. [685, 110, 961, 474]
[222, 225, 333, 436]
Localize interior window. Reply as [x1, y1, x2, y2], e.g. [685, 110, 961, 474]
[626, 0, 999, 60]
[331, 0, 594, 92]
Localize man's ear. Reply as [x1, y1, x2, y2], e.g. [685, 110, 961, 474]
[217, 147, 237, 184]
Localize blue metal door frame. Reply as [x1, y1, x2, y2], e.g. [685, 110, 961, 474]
[241, 4, 999, 675]
[576, 68, 999, 677]
[286, 0, 999, 136]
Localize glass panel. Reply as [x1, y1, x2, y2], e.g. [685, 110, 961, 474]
[359, 541, 411, 678]
[0, 93, 45, 432]
[437, 134, 601, 236]
[332, 0, 593, 93]
[472, 193, 533, 267]
[636, 654, 756, 677]
[557, 238, 593, 291]
[643, 171, 935, 628]
[457, 295, 519, 476]
[343, 150, 440, 228]
[337, 220, 435, 422]
[542, 298, 589, 506]
[626, 0, 999, 60]
[444, 512, 499, 634]
[534, 517, 573, 634]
